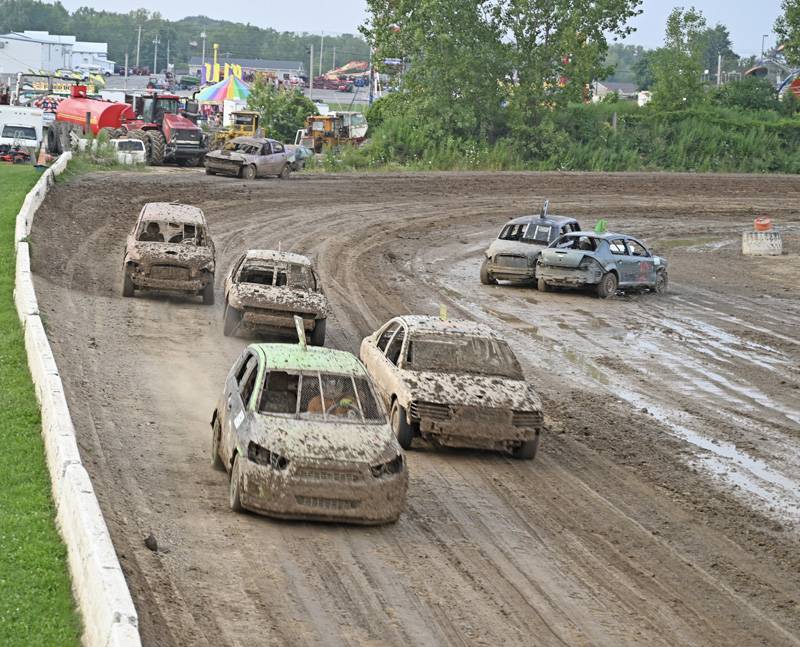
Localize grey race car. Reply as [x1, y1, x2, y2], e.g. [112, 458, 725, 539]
[536, 232, 668, 298]
[205, 137, 292, 180]
[481, 204, 581, 285]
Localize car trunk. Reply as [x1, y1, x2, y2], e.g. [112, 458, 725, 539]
[540, 248, 586, 268]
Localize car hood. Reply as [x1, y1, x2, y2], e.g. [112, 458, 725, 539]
[127, 241, 214, 269]
[251, 415, 396, 463]
[486, 238, 545, 259]
[401, 370, 542, 411]
[206, 149, 252, 163]
[230, 283, 329, 316]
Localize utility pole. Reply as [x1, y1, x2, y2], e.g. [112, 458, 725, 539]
[332, 46, 336, 71]
[124, 52, 129, 90]
[135, 25, 142, 68]
[319, 32, 324, 76]
[368, 48, 374, 105]
[201, 31, 206, 67]
[153, 34, 160, 74]
[762, 34, 769, 60]
[309, 44, 314, 100]
[716, 53, 722, 87]
[166, 39, 170, 68]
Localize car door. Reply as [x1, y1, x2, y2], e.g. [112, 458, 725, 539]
[225, 252, 246, 303]
[607, 238, 634, 284]
[270, 142, 286, 174]
[361, 321, 402, 406]
[221, 350, 259, 466]
[626, 238, 656, 285]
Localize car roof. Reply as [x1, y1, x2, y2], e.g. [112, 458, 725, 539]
[565, 231, 638, 240]
[252, 344, 367, 375]
[392, 315, 505, 340]
[140, 202, 205, 224]
[506, 214, 578, 226]
[243, 249, 312, 266]
[230, 136, 279, 145]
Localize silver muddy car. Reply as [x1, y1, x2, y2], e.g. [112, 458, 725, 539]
[481, 210, 581, 285]
[536, 232, 668, 298]
[205, 137, 292, 180]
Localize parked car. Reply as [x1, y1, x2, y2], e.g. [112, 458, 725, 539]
[210, 338, 408, 524]
[110, 138, 146, 165]
[536, 231, 668, 298]
[223, 249, 329, 344]
[286, 144, 314, 171]
[481, 205, 581, 285]
[122, 202, 216, 304]
[204, 137, 292, 179]
[360, 316, 544, 459]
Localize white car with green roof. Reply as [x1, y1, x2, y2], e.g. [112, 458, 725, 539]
[211, 333, 408, 524]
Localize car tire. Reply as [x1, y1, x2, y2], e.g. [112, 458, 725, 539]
[310, 318, 326, 346]
[205, 167, 216, 175]
[241, 164, 256, 180]
[122, 271, 135, 297]
[537, 277, 549, 292]
[229, 454, 243, 513]
[211, 417, 225, 471]
[511, 433, 540, 460]
[202, 274, 215, 305]
[596, 271, 618, 299]
[479, 258, 496, 285]
[279, 164, 291, 179]
[223, 305, 242, 336]
[391, 400, 414, 450]
[654, 270, 668, 295]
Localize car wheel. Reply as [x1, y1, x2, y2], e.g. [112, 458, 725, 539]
[654, 270, 668, 295]
[202, 274, 215, 305]
[511, 433, 540, 460]
[229, 454, 243, 513]
[122, 271, 135, 297]
[279, 164, 291, 179]
[310, 318, 326, 346]
[479, 258, 496, 285]
[537, 277, 549, 292]
[223, 305, 242, 337]
[241, 164, 256, 180]
[596, 272, 618, 299]
[211, 417, 225, 471]
[391, 400, 414, 450]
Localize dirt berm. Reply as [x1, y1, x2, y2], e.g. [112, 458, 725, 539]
[32, 169, 800, 646]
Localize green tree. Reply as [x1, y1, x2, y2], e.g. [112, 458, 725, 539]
[604, 44, 648, 83]
[775, 0, 800, 65]
[691, 24, 738, 78]
[650, 7, 707, 109]
[711, 76, 780, 110]
[246, 77, 316, 142]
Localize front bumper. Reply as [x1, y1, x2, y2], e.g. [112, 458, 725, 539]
[168, 143, 207, 160]
[537, 265, 603, 287]
[239, 457, 408, 524]
[205, 158, 243, 176]
[415, 405, 540, 451]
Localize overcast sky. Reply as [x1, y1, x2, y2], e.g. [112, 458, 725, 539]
[59, 0, 784, 55]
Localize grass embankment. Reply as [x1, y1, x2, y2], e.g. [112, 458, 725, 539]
[0, 165, 81, 645]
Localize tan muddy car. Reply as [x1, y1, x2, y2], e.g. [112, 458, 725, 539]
[122, 202, 216, 304]
[360, 315, 544, 459]
[223, 250, 329, 344]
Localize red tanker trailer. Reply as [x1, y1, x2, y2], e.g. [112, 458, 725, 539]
[49, 86, 207, 166]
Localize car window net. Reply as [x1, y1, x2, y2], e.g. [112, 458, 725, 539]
[523, 224, 552, 243]
[406, 335, 523, 379]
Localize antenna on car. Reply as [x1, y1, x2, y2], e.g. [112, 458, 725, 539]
[294, 315, 307, 351]
[540, 199, 549, 219]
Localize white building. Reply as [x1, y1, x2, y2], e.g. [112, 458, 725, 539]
[0, 31, 113, 76]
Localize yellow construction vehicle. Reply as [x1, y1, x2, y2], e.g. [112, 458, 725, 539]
[210, 110, 260, 149]
[294, 112, 368, 153]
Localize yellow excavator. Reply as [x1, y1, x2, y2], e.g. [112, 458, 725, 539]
[209, 111, 260, 149]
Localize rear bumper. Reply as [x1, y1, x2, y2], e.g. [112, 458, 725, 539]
[128, 269, 211, 292]
[418, 417, 538, 451]
[488, 263, 535, 282]
[538, 266, 602, 286]
[239, 458, 407, 524]
[241, 309, 319, 330]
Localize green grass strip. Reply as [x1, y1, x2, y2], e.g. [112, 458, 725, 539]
[0, 165, 81, 646]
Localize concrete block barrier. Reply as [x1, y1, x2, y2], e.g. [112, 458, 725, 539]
[12, 153, 142, 647]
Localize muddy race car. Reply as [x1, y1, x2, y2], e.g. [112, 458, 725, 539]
[223, 250, 329, 344]
[481, 204, 581, 285]
[360, 316, 544, 459]
[536, 232, 668, 298]
[211, 335, 408, 524]
[204, 137, 292, 180]
[122, 202, 216, 304]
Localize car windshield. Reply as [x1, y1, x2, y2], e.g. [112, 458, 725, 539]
[225, 141, 261, 154]
[259, 371, 385, 424]
[116, 140, 145, 151]
[2, 125, 37, 140]
[238, 262, 315, 290]
[406, 334, 523, 379]
[137, 219, 207, 245]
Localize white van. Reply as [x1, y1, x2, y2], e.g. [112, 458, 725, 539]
[0, 106, 43, 149]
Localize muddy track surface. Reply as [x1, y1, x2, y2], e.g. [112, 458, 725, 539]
[32, 170, 800, 646]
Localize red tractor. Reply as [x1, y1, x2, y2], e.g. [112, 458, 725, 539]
[49, 86, 207, 166]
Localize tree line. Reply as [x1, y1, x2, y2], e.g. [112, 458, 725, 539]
[0, 0, 370, 72]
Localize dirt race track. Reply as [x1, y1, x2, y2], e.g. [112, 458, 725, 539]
[31, 170, 800, 646]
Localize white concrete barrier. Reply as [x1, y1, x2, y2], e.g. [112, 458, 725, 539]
[742, 230, 783, 256]
[12, 154, 142, 647]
